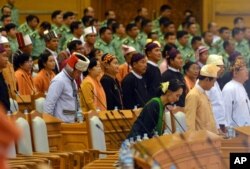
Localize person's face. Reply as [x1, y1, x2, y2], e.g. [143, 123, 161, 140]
[95, 50, 103, 62]
[132, 58, 147, 75]
[151, 34, 158, 41]
[188, 24, 197, 35]
[0, 31, 7, 37]
[108, 11, 116, 19]
[85, 33, 97, 45]
[106, 58, 119, 75]
[235, 31, 244, 42]
[87, 7, 95, 17]
[199, 51, 208, 64]
[75, 24, 84, 37]
[116, 24, 125, 35]
[166, 88, 183, 103]
[3, 17, 12, 26]
[235, 20, 245, 29]
[205, 78, 217, 90]
[0, 51, 8, 69]
[20, 57, 33, 73]
[210, 22, 218, 33]
[162, 9, 171, 18]
[192, 40, 202, 51]
[2, 42, 11, 58]
[140, 8, 148, 18]
[166, 35, 176, 45]
[2, 7, 11, 15]
[74, 44, 85, 55]
[128, 27, 139, 38]
[64, 16, 74, 26]
[186, 63, 199, 79]
[44, 55, 56, 70]
[47, 38, 59, 51]
[7, 0, 15, 5]
[225, 42, 235, 54]
[204, 32, 213, 45]
[89, 61, 102, 77]
[8, 27, 17, 38]
[29, 18, 39, 29]
[102, 29, 113, 43]
[221, 30, 231, 40]
[166, 24, 175, 33]
[148, 47, 162, 62]
[170, 54, 183, 70]
[22, 44, 33, 55]
[144, 22, 153, 34]
[179, 34, 189, 46]
[72, 69, 82, 79]
[53, 13, 63, 26]
[235, 66, 249, 83]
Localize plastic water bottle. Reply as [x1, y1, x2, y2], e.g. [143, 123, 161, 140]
[151, 161, 161, 169]
[76, 111, 83, 123]
[153, 131, 159, 137]
[163, 128, 171, 135]
[133, 105, 137, 110]
[120, 148, 134, 169]
[7, 110, 12, 116]
[114, 106, 118, 110]
[142, 133, 149, 140]
[170, 163, 177, 169]
[24, 109, 29, 114]
[227, 126, 235, 138]
[136, 135, 142, 142]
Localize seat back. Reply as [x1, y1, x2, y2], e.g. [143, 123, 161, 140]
[7, 141, 16, 158]
[9, 98, 18, 113]
[165, 111, 187, 133]
[35, 97, 45, 113]
[16, 117, 33, 155]
[32, 116, 50, 153]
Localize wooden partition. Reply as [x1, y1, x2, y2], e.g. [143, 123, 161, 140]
[134, 130, 222, 169]
[221, 126, 250, 169]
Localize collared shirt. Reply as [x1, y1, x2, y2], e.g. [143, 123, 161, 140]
[206, 81, 227, 128]
[131, 70, 142, 79]
[111, 34, 126, 64]
[122, 36, 143, 53]
[30, 31, 45, 58]
[18, 22, 34, 35]
[44, 69, 78, 123]
[222, 79, 250, 126]
[176, 41, 195, 62]
[94, 38, 115, 55]
[235, 39, 250, 62]
[147, 60, 158, 67]
[7, 36, 18, 55]
[168, 66, 180, 72]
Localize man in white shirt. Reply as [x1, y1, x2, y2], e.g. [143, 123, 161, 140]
[206, 54, 227, 133]
[44, 52, 89, 122]
[222, 58, 250, 126]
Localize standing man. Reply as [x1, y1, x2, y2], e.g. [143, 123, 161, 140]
[138, 19, 153, 49]
[44, 52, 89, 123]
[18, 14, 39, 36]
[176, 31, 194, 62]
[51, 10, 63, 37]
[185, 64, 220, 134]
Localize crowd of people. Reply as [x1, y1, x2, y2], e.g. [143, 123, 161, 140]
[1, 0, 250, 138]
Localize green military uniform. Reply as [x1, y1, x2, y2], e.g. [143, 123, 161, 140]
[59, 25, 72, 51]
[122, 36, 143, 53]
[100, 20, 107, 28]
[204, 43, 218, 55]
[218, 50, 230, 70]
[95, 38, 115, 55]
[5, 3, 19, 26]
[30, 31, 46, 59]
[111, 34, 126, 64]
[18, 22, 34, 35]
[176, 41, 195, 63]
[235, 39, 250, 63]
[137, 32, 148, 49]
[51, 24, 62, 38]
[214, 39, 224, 53]
[7, 36, 18, 54]
[152, 17, 161, 32]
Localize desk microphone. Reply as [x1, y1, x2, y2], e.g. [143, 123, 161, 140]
[7, 84, 17, 112]
[231, 101, 239, 127]
[14, 89, 32, 111]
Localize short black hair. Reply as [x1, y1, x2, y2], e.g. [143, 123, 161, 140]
[107, 18, 117, 28]
[111, 22, 121, 33]
[89, 18, 98, 26]
[159, 17, 170, 27]
[26, 15, 39, 23]
[176, 31, 188, 39]
[234, 17, 244, 25]
[207, 22, 214, 30]
[38, 51, 52, 71]
[164, 32, 175, 39]
[160, 4, 172, 13]
[67, 40, 82, 53]
[219, 27, 230, 34]
[81, 16, 93, 27]
[184, 9, 193, 15]
[63, 11, 74, 20]
[89, 48, 101, 60]
[39, 21, 51, 30]
[141, 19, 151, 29]
[162, 43, 177, 58]
[232, 27, 243, 37]
[187, 22, 195, 29]
[70, 21, 82, 33]
[126, 23, 137, 32]
[183, 61, 197, 74]
[1, 15, 10, 22]
[104, 10, 113, 17]
[1, 5, 10, 13]
[134, 16, 144, 24]
[202, 31, 212, 38]
[83, 57, 98, 76]
[13, 53, 31, 71]
[5, 23, 16, 32]
[191, 36, 202, 45]
[51, 10, 62, 20]
[166, 48, 180, 65]
[99, 27, 111, 36]
[148, 32, 158, 39]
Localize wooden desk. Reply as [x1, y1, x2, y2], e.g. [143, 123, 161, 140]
[83, 154, 118, 169]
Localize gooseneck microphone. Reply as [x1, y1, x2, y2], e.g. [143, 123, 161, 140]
[231, 101, 239, 127]
[7, 84, 17, 112]
[14, 89, 32, 111]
